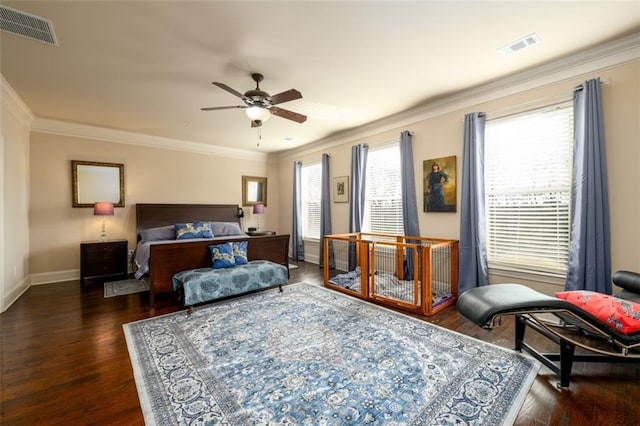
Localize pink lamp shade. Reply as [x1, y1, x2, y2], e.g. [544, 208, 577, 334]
[93, 202, 114, 216]
[94, 202, 114, 242]
[252, 203, 265, 231]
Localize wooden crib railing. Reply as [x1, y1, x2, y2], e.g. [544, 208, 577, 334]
[322, 233, 459, 316]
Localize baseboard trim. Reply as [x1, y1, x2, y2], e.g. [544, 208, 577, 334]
[30, 269, 79, 285]
[2, 276, 31, 313]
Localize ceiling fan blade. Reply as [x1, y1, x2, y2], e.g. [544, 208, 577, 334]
[269, 106, 307, 123]
[269, 89, 302, 105]
[212, 82, 251, 102]
[201, 105, 246, 111]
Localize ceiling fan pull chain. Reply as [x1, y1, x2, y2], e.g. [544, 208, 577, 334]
[257, 126, 262, 147]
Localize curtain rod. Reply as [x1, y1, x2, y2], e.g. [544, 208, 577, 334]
[574, 77, 610, 93]
[486, 94, 571, 120]
[484, 78, 610, 120]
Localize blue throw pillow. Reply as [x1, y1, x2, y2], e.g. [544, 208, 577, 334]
[209, 243, 235, 269]
[232, 241, 248, 265]
[175, 222, 213, 240]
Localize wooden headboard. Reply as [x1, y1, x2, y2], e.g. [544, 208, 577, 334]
[135, 203, 241, 236]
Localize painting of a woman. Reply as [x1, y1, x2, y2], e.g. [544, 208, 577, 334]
[424, 156, 456, 212]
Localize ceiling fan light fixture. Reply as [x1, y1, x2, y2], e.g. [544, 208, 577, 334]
[246, 106, 271, 123]
[204, 73, 306, 125]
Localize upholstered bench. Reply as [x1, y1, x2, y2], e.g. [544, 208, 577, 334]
[172, 260, 287, 308]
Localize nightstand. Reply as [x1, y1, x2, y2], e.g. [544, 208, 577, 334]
[247, 231, 276, 236]
[80, 240, 128, 286]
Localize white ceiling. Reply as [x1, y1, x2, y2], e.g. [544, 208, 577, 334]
[1, 1, 639, 153]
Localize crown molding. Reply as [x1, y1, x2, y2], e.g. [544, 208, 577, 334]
[1, 74, 35, 126]
[281, 32, 640, 159]
[31, 118, 272, 161]
[19, 32, 640, 162]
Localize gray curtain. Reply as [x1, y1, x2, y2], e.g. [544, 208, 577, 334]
[400, 131, 420, 280]
[348, 143, 368, 270]
[291, 161, 304, 261]
[565, 78, 611, 293]
[319, 153, 335, 268]
[458, 112, 488, 294]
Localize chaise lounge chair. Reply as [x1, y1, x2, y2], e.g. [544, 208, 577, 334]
[456, 271, 640, 388]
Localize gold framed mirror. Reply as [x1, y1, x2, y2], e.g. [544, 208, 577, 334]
[242, 176, 267, 207]
[72, 160, 125, 207]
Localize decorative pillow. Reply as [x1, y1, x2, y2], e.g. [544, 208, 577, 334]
[556, 290, 640, 335]
[139, 225, 176, 242]
[209, 243, 236, 269]
[175, 222, 213, 240]
[210, 221, 247, 237]
[232, 241, 248, 265]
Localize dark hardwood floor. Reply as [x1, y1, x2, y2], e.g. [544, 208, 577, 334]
[2, 262, 639, 425]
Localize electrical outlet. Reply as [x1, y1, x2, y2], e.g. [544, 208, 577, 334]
[128, 249, 135, 258]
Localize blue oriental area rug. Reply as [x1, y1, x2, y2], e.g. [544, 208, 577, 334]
[124, 283, 539, 425]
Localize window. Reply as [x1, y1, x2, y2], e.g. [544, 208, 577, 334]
[484, 103, 574, 277]
[301, 162, 322, 239]
[364, 144, 404, 235]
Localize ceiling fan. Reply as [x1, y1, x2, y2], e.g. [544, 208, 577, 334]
[201, 73, 307, 128]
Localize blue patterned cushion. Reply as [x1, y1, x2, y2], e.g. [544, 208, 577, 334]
[209, 243, 236, 269]
[172, 260, 288, 306]
[175, 222, 213, 240]
[232, 241, 248, 265]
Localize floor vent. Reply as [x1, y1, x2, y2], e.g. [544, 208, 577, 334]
[0, 4, 58, 46]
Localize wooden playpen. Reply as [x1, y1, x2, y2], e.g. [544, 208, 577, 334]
[323, 233, 459, 316]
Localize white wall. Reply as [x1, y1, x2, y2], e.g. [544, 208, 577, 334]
[1, 76, 33, 312]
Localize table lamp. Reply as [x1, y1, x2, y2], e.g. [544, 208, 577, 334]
[94, 202, 114, 241]
[252, 203, 264, 231]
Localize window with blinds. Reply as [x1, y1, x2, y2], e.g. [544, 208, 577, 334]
[301, 162, 322, 239]
[364, 144, 404, 235]
[484, 103, 574, 277]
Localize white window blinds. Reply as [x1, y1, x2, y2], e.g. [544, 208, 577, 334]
[364, 144, 404, 235]
[301, 162, 322, 239]
[485, 103, 574, 277]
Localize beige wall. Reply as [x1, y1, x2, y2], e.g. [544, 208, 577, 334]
[2, 52, 638, 307]
[277, 60, 640, 293]
[29, 133, 279, 282]
[1, 78, 32, 311]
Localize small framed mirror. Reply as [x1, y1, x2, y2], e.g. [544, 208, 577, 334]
[242, 176, 267, 207]
[72, 160, 125, 207]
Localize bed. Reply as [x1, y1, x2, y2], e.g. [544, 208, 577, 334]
[134, 203, 290, 306]
[322, 232, 459, 316]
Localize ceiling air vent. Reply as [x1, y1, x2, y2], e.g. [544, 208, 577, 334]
[0, 4, 58, 46]
[499, 33, 538, 56]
